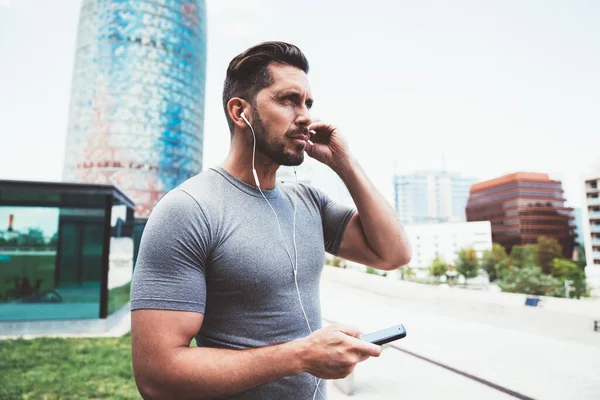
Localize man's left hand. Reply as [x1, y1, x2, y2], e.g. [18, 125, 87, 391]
[305, 121, 351, 172]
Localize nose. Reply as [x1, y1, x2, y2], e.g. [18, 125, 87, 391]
[295, 105, 312, 130]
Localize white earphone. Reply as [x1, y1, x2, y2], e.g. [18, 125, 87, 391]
[240, 111, 324, 400]
[240, 112, 262, 188]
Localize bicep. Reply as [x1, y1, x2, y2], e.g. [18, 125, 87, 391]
[131, 189, 209, 313]
[336, 212, 384, 267]
[132, 310, 204, 386]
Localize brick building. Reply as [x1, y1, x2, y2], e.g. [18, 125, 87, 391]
[466, 172, 575, 258]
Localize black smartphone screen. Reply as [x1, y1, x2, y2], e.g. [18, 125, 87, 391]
[361, 324, 407, 346]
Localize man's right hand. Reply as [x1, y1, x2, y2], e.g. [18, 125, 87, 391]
[295, 324, 382, 379]
[133, 311, 381, 399]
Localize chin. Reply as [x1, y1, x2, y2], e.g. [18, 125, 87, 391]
[281, 156, 304, 166]
[279, 151, 305, 166]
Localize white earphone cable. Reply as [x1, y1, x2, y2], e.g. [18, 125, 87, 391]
[248, 116, 296, 271]
[245, 114, 324, 400]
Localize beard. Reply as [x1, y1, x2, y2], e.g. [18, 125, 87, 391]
[250, 108, 305, 166]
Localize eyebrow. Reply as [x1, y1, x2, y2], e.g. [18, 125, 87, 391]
[276, 89, 314, 106]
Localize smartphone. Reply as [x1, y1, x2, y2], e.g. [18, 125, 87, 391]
[361, 324, 407, 346]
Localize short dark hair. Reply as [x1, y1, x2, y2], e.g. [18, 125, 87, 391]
[222, 41, 309, 132]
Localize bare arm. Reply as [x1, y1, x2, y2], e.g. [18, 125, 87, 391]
[336, 158, 412, 270]
[306, 121, 412, 270]
[132, 309, 300, 399]
[132, 309, 381, 399]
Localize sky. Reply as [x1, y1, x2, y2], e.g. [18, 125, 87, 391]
[0, 0, 599, 208]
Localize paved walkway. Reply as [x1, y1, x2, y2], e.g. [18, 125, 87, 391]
[326, 347, 511, 400]
[321, 267, 600, 400]
[5, 266, 600, 399]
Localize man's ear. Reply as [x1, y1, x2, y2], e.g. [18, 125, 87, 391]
[227, 98, 251, 129]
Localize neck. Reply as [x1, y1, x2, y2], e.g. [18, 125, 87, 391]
[221, 133, 280, 190]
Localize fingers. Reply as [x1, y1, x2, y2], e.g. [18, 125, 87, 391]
[334, 324, 360, 338]
[304, 139, 314, 155]
[347, 336, 382, 358]
[331, 324, 382, 357]
[307, 121, 336, 134]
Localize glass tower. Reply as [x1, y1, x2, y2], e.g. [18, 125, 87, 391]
[63, 0, 207, 218]
[393, 170, 477, 225]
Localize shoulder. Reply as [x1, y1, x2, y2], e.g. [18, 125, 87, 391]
[298, 182, 329, 202]
[147, 170, 223, 231]
[154, 169, 227, 215]
[177, 169, 222, 203]
[279, 182, 330, 209]
[142, 181, 215, 254]
[143, 189, 208, 241]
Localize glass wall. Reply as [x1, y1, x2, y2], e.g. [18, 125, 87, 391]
[0, 182, 135, 321]
[107, 205, 134, 315]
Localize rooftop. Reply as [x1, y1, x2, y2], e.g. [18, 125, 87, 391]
[471, 172, 557, 193]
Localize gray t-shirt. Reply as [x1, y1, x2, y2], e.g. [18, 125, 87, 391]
[131, 166, 355, 399]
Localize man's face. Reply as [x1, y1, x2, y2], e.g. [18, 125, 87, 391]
[250, 64, 313, 166]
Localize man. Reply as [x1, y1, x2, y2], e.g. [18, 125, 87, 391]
[131, 41, 411, 399]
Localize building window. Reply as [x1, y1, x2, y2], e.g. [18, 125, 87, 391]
[0, 183, 135, 322]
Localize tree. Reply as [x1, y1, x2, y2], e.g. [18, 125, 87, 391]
[455, 248, 480, 283]
[400, 266, 415, 280]
[510, 245, 537, 268]
[481, 243, 508, 282]
[574, 245, 587, 269]
[551, 258, 588, 298]
[366, 266, 379, 275]
[498, 266, 564, 297]
[495, 258, 513, 280]
[535, 236, 563, 275]
[551, 258, 578, 279]
[429, 257, 449, 277]
[326, 256, 346, 268]
[49, 232, 59, 248]
[20, 228, 45, 248]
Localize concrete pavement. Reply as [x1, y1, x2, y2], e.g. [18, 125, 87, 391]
[320, 267, 600, 400]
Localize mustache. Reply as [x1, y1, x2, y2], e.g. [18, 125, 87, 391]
[286, 127, 310, 138]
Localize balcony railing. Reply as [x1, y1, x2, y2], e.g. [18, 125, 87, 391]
[588, 211, 600, 220]
[586, 186, 599, 193]
[591, 226, 600, 233]
[588, 198, 600, 207]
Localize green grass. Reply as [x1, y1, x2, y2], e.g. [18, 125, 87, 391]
[108, 282, 131, 315]
[0, 334, 141, 400]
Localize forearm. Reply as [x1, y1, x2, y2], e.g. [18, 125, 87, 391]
[335, 157, 411, 268]
[139, 340, 305, 399]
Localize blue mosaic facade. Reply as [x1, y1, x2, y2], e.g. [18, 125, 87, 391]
[63, 0, 206, 217]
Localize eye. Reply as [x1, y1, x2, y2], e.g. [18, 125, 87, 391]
[282, 95, 298, 104]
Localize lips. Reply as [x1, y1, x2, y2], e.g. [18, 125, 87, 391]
[288, 134, 309, 141]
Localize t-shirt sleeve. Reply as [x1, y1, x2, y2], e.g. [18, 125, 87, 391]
[130, 188, 212, 313]
[307, 185, 356, 255]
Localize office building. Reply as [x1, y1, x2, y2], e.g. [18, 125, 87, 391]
[582, 173, 600, 267]
[466, 172, 575, 258]
[581, 171, 600, 296]
[62, 0, 207, 218]
[573, 208, 584, 246]
[404, 221, 492, 268]
[393, 170, 477, 225]
[277, 159, 354, 208]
